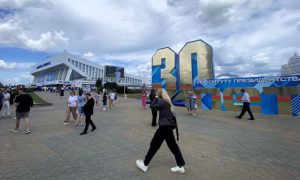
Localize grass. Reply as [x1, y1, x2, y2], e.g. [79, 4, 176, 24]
[28, 92, 48, 104]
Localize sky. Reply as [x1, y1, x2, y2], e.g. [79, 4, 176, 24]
[0, 0, 299, 85]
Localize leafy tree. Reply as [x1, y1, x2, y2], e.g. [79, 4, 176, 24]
[104, 82, 118, 90]
[95, 78, 102, 87]
[0, 81, 3, 88]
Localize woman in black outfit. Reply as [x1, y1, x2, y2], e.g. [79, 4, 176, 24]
[149, 89, 157, 127]
[136, 89, 185, 173]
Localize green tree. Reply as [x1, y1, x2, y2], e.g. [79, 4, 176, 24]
[104, 82, 118, 90]
[0, 81, 3, 88]
[95, 78, 102, 87]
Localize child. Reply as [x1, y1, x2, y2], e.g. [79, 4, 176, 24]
[102, 92, 107, 110]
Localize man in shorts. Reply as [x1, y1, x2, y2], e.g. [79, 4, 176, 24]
[10, 88, 33, 134]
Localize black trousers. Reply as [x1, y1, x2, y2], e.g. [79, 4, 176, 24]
[238, 102, 254, 119]
[83, 114, 96, 133]
[151, 108, 157, 126]
[144, 126, 185, 167]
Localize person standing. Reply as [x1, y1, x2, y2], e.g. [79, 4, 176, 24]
[1, 89, 11, 117]
[0, 88, 3, 116]
[191, 92, 197, 117]
[60, 86, 65, 99]
[10, 88, 33, 134]
[149, 89, 157, 127]
[141, 92, 147, 109]
[80, 93, 96, 135]
[75, 91, 85, 126]
[136, 89, 185, 174]
[64, 91, 78, 125]
[102, 92, 107, 110]
[109, 90, 116, 110]
[95, 92, 100, 106]
[236, 89, 255, 120]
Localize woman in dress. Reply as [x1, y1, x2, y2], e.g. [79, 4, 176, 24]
[141, 91, 147, 109]
[75, 91, 86, 126]
[136, 89, 185, 174]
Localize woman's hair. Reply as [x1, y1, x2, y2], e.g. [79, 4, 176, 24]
[79, 91, 83, 96]
[160, 89, 174, 112]
[70, 91, 75, 95]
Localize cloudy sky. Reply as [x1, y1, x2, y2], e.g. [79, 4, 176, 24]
[0, 0, 299, 85]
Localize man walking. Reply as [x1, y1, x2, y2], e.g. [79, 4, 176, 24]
[10, 88, 33, 134]
[236, 89, 255, 120]
[2, 89, 11, 117]
[80, 93, 96, 135]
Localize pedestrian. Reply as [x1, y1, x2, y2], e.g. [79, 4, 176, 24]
[64, 91, 78, 125]
[149, 89, 157, 127]
[191, 91, 197, 117]
[108, 90, 116, 110]
[141, 91, 147, 109]
[102, 92, 107, 110]
[95, 92, 100, 106]
[75, 91, 86, 126]
[60, 86, 65, 99]
[80, 92, 96, 135]
[0, 88, 3, 116]
[136, 88, 185, 174]
[10, 88, 33, 134]
[1, 89, 11, 117]
[235, 89, 255, 120]
[185, 91, 192, 114]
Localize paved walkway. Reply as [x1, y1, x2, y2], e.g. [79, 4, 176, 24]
[0, 91, 300, 180]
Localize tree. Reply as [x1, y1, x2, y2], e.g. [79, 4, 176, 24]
[95, 78, 102, 87]
[104, 82, 118, 90]
[0, 81, 3, 88]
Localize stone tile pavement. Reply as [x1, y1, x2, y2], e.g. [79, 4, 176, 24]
[0, 91, 299, 180]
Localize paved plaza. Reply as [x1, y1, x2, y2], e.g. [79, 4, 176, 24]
[0, 92, 300, 180]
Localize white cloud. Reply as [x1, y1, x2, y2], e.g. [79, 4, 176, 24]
[0, 59, 35, 70]
[83, 52, 96, 59]
[0, 0, 53, 9]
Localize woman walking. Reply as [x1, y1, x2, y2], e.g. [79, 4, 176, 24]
[75, 91, 85, 126]
[64, 91, 78, 125]
[149, 89, 157, 127]
[136, 89, 185, 173]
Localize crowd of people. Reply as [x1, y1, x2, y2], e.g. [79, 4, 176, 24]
[2, 83, 256, 174]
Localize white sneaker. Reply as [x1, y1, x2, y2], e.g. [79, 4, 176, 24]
[171, 166, 185, 174]
[24, 130, 31, 134]
[136, 159, 148, 172]
[10, 129, 19, 133]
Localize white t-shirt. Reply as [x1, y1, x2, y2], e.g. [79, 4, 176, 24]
[110, 93, 115, 100]
[68, 95, 78, 107]
[3, 93, 10, 102]
[242, 92, 250, 102]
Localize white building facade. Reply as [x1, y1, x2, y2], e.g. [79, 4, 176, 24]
[31, 52, 143, 88]
[281, 53, 300, 76]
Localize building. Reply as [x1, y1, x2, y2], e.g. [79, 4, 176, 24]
[31, 52, 143, 88]
[281, 53, 300, 76]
